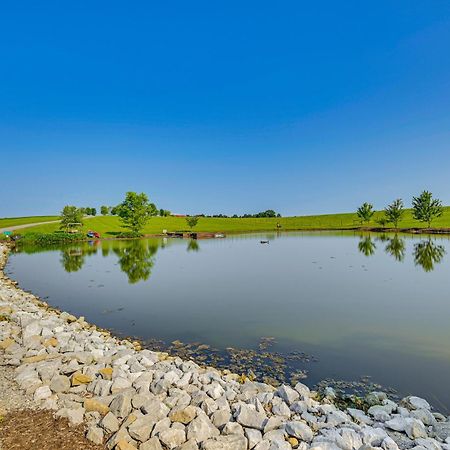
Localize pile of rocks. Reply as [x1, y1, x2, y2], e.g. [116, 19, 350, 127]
[1, 244, 449, 450]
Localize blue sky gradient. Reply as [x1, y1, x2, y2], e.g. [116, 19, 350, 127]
[1, 1, 449, 216]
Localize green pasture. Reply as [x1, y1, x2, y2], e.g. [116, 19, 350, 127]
[0, 216, 59, 229]
[7, 207, 450, 237]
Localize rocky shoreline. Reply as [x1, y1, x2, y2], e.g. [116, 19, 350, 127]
[0, 243, 449, 450]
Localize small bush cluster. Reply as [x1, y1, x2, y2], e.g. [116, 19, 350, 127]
[19, 232, 85, 246]
[116, 231, 143, 239]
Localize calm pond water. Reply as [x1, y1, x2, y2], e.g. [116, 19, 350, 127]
[5, 232, 450, 412]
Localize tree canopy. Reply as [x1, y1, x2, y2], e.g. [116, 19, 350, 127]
[159, 209, 171, 217]
[60, 206, 84, 230]
[356, 202, 375, 224]
[412, 191, 443, 227]
[384, 199, 404, 228]
[116, 192, 157, 234]
[186, 216, 199, 229]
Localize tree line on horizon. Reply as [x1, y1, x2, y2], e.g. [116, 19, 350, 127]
[60, 192, 195, 235]
[60, 193, 282, 236]
[58, 190, 445, 237]
[192, 209, 281, 219]
[356, 190, 444, 228]
[59, 193, 158, 235]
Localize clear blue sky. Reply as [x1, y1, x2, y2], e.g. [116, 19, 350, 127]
[1, 1, 449, 217]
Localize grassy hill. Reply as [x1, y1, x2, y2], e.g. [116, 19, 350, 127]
[6, 207, 450, 237]
[0, 216, 59, 229]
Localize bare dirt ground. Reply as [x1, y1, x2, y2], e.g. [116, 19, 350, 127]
[0, 356, 105, 450]
[0, 409, 105, 450]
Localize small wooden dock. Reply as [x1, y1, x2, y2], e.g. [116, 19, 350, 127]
[164, 232, 225, 240]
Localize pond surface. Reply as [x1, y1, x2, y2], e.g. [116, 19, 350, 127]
[5, 232, 450, 412]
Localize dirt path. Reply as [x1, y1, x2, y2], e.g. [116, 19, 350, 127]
[0, 220, 60, 233]
[0, 217, 97, 234]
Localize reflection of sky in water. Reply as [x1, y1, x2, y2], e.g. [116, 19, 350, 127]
[6, 232, 450, 412]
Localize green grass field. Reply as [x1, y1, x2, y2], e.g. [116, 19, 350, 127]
[0, 216, 59, 229]
[5, 207, 450, 237]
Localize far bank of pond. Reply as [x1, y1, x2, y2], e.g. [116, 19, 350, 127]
[5, 231, 450, 413]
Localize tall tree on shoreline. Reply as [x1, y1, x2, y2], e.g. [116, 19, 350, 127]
[60, 206, 83, 230]
[384, 199, 404, 228]
[186, 216, 199, 229]
[412, 191, 443, 228]
[116, 192, 157, 235]
[356, 202, 375, 225]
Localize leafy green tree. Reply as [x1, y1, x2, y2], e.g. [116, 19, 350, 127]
[413, 239, 445, 272]
[83, 207, 96, 216]
[116, 192, 157, 235]
[186, 216, 199, 229]
[159, 209, 171, 217]
[60, 206, 84, 230]
[110, 206, 118, 215]
[101, 206, 109, 215]
[356, 202, 375, 225]
[412, 191, 443, 227]
[259, 209, 276, 218]
[385, 235, 406, 261]
[384, 199, 404, 228]
[358, 235, 376, 256]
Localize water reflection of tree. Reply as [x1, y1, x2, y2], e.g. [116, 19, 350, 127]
[413, 239, 445, 272]
[358, 236, 377, 256]
[60, 249, 85, 272]
[113, 241, 159, 283]
[60, 245, 98, 272]
[385, 235, 406, 262]
[187, 239, 200, 252]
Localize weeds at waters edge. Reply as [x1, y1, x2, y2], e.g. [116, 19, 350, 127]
[315, 378, 399, 410]
[110, 331, 400, 405]
[115, 231, 144, 239]
[17, 232, 85, 246]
